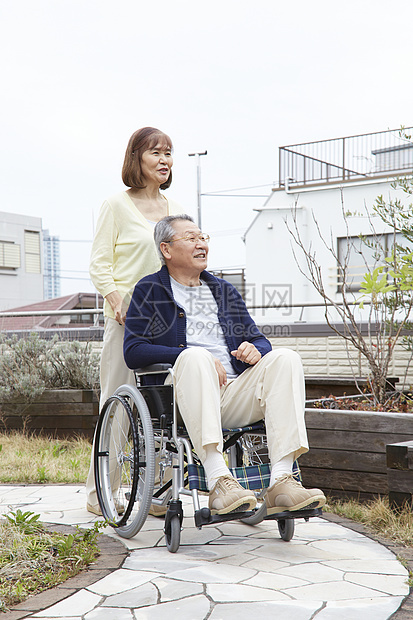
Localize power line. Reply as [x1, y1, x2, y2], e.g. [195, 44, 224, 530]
[59, 275, 92, 281]
[202, 194, 269, 198]
[59, 270, 90, 274]
[209, 229, 246, 237]
[203, 183, 274, 195]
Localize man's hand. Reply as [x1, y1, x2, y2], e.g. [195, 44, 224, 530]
[213, 357, 228, 387]
[231, 341, 261, 366]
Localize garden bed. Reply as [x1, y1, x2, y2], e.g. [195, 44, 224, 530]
[0, 389, 99, 439]
[301, 407, 413, 502]
[1, 379, 412, 504]
[304, 376, 399, 400]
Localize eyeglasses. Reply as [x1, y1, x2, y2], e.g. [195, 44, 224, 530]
[167, 233, 210, 244]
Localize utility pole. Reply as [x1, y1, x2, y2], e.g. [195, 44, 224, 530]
[188, 150, 207, 229]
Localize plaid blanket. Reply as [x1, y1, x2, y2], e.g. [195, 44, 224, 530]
[187, 460, 302, 493]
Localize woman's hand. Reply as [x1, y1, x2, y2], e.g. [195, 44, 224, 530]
[105, 291, 128, 325]
[231, 342, 261, 366]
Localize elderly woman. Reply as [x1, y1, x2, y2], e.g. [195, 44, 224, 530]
[86, 127, 182, 514]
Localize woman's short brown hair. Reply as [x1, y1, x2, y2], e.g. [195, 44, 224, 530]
[122, 127, 173, 190]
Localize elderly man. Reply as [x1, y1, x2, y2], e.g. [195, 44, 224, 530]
[124, 214, 325, 516]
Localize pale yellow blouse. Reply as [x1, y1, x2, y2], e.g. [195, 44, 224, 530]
[90, 191, 183, 318]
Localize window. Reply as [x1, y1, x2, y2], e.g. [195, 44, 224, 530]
[25, 231, 41, 273]
[0, 241, 20, 269]
[210, 269, 246, 299]
[337, 233, 405, 292]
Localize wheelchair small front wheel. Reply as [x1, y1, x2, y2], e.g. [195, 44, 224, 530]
[165, 514, 181, 553]
[278, 517, 294, 541]
[94, 384, 155, 539]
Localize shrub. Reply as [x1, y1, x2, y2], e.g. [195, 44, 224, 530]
[48, 339, 100, 390]
[0, 333, 100, 409]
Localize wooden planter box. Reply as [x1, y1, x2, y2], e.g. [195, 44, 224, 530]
[0, 389, 99, 440]
[386, 440, 413, 509]
[304, 376, 398, 400]
[1, 384, 412, 503]
[300, 408, 413, 501]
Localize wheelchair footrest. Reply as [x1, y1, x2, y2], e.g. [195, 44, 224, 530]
[194, 507, 255, 528]
[194, 506, 323, 529]
[264, 507, 323, 521]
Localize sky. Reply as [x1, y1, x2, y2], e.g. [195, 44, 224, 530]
[1, 0, 413, 296]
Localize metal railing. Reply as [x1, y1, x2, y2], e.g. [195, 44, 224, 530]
[0, 303, 383, 341]
[0, 302, 369, 330]
[279, 127, 413, 188]
[0, 308, 104, 329]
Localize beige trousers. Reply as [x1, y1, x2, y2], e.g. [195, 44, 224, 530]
[86, 317, 135, 509]
[172, 347, 309, 465]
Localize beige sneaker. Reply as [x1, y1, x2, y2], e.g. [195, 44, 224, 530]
[148, 503, 168, 517]
[265, 474, 326, 515]
[86, 500, 124, 516]
[209, 475, 257, 515]
[87, 502, 102, 516]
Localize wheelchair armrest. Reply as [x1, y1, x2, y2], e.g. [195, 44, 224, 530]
[134, 363, 172, 375]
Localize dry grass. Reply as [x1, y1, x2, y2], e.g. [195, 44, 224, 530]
[0, 432, 92, 484]
[326, 496, 413, 548]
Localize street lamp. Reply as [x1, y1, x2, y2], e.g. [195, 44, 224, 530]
[188, 150, 207, 229]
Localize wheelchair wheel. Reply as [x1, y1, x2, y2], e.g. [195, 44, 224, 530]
[238, 433, 268, 466]
[94, 384, 155, 539]
[235, 432, 268, 525]
[165, 514, 181, 553]
[278, 518, 294, 541]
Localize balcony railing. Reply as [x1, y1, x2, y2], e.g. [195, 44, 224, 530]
[279, 127, 413, 188]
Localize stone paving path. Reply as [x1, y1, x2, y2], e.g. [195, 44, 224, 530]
[0, 484, 410, 619]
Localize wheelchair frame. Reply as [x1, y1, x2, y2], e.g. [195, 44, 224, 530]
[94, 364, 322, 553]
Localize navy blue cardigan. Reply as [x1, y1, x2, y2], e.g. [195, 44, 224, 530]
[123, 265, 272, 380]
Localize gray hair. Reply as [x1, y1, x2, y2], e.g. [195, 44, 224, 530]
[154, 214, 195, 264]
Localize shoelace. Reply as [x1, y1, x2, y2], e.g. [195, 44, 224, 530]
[276, 474, 302, 488]
[217, 476, 241, 491]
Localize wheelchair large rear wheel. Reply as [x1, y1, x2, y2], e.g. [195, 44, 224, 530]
[94, 384, 155, 539]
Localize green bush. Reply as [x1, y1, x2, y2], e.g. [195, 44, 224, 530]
[0, 333, 100, 406]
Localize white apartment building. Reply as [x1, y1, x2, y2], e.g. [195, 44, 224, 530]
[244, 128, 413, 327]
[0, 211, 44, 311]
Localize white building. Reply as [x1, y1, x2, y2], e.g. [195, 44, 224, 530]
[244, 128, 413, 327]
[0, 211, 44, 311]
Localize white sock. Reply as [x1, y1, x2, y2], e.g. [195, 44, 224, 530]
[203, 444, 232, 490]
[270, 452, 294, 487]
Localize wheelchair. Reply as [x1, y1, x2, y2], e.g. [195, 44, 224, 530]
[94, 364, 322, 553]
